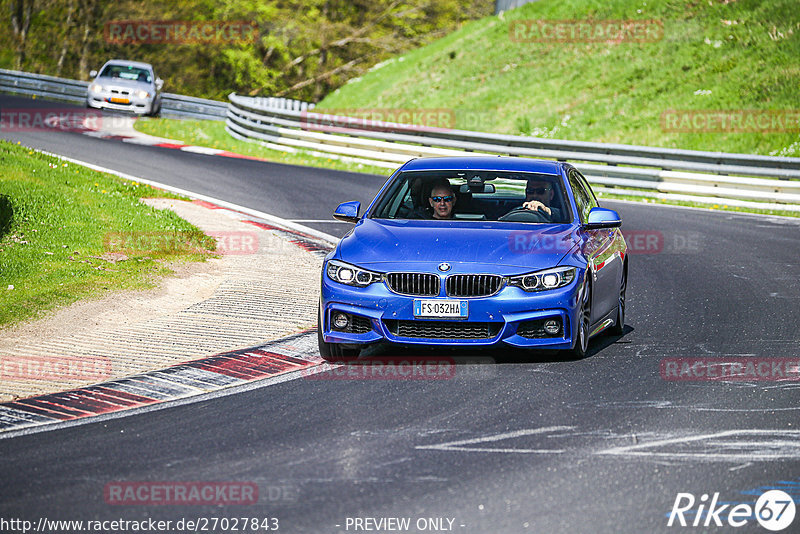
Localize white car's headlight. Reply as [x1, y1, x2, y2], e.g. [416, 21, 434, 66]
[134, 89, 151, 99]
[89, 83, 103, 93]
[508, 266, 576, 292]
[326, 260, 381, 287]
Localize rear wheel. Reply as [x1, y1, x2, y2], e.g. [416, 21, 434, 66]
[608, 266, 627, 336]
[568, 277, 592, 359]
[317, 304, 360, 361]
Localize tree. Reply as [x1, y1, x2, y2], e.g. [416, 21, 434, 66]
[9, 0, 35, 69]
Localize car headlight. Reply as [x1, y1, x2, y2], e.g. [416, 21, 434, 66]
[326, 260, 382, 287]
[89, 83, 103, 93]
[508, 266, 576, 292]
[134, 89, 151, 99]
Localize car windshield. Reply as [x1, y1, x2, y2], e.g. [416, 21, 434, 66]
[99, 64, 152, 83]
[369, 170, 572, 224]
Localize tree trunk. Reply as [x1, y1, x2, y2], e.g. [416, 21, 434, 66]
[77, 0, 95, 79]
[10, 0, 34, 70]
[55, 0, 76, 77]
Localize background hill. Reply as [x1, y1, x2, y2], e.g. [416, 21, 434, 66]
[317, 0, 800, 156]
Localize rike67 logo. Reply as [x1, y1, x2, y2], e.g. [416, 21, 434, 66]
[668, 490, 796, 530]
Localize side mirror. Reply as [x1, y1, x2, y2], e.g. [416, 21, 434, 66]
[89, 70, 98, 78]
[585, 207, 621, 229]
[155, 78, 164, 91]
[333, 201, 361, 223]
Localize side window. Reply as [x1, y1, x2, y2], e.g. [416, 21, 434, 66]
[567, 170, 593, 223]
[575, 171, 599, 209]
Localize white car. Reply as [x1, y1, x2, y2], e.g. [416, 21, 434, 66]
[87, 60, 163, 116]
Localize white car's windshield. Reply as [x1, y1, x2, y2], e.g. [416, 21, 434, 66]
[99, 64, 152, 84]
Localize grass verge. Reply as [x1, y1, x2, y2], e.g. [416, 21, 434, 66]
[0, 140, 216, 328]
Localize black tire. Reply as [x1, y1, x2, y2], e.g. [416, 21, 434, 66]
[608, 266, 627, 336]
[317, 304, 360, 362]
[568, 276, 592, 359]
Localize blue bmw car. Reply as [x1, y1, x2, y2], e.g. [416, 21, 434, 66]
[319, 156, 627, 360]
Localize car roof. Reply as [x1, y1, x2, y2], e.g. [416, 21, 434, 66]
[102, 60, 154, 70]
[399, 156, 564, 175]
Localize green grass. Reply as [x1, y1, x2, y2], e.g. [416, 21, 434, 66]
[317, 0, 800, 157]
[0, 140, 216, 327]
[134, 118, 392, 176]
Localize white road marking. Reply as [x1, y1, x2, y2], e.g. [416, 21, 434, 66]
[289, 219, 351, 223]
[416, 426, 575, 454]
[597, 430, 800, 461]
[179, 145, 225, 155]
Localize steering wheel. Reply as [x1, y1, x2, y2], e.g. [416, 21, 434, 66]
[497, 207, 551, 223]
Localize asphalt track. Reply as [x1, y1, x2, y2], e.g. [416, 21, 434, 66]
[1, 94, 800, 533]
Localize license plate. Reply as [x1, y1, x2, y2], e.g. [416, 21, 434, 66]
[109, 97, 129, 104]
[414, 299, 468, 318]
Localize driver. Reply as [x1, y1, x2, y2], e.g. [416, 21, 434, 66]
[427, 180, 457, 220]
[520, 178, 562, 221]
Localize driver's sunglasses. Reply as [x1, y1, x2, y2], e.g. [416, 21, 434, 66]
[526, 187, 551, 195]
[431, 195, 454, 203]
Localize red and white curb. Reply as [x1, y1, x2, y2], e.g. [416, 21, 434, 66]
[0, 330, 324, 435]
[76, 115, 281, 164]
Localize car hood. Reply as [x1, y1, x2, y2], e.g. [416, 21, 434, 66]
[95, 77, 152, 90]
[336, 219, 578, 274]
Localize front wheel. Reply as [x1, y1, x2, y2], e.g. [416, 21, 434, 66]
[568, 277, 591, 359]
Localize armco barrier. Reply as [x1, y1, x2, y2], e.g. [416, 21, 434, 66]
[0, 68, 226, 120]
[3, 68, 799, 211]
[226, 93, 800, 211]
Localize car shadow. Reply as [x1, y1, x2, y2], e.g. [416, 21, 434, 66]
[346, 324, 635, 366]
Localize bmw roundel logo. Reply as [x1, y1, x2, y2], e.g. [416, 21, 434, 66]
[438, 263, 451, 272]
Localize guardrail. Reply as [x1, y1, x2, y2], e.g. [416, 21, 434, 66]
[226, 94, 800, 211]
[3, 69, 799, 212]
[0, 68, 227, 120]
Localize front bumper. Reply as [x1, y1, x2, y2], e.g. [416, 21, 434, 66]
[320, 270, 584, 350]
[87, 91, 156, 114]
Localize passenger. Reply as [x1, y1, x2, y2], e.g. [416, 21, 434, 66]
[428, 180, 457, 220]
